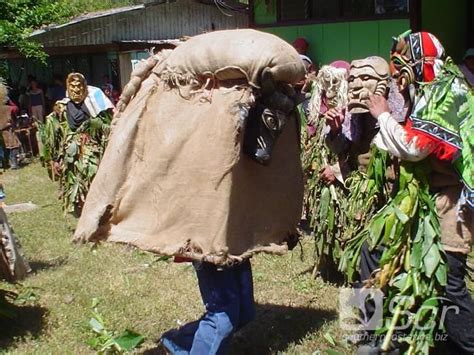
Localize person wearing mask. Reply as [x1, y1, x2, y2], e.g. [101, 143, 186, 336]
[358, 31, 473, 354]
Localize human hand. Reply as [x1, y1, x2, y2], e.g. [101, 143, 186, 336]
[302, 72, 317, 93]
[367, 94, 389, 119]
[319, 165, 336, 185]
[52, 161, 61, 176]
[80, 133, 91, 145]
[324, 108, 344, 133]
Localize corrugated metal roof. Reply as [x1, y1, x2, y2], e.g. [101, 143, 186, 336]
[116, 39, 184, 45]
[30, 5, 146, 37]
[28, 0, 248, 47]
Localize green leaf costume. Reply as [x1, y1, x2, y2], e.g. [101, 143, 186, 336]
[410, 59, 474, 209]
[39, 103, 111, 215]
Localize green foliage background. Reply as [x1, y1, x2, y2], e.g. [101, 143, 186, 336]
[0, 0, 142, 63]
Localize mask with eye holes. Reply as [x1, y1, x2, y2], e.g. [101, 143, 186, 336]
[347, 56, 390, 114]
[243, 103, 291, 165]
[242, 68, 296, 165]
[243, 93, 294, 165]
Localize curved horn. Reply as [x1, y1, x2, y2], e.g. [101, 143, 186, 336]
[260, 67, 276, 97]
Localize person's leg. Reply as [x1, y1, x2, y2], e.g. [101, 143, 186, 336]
[443, 252, 474, 354]
[357, 242, 384, 325]
[9, 147, 20, 169]
[236, 260, 256, 329]
[160, 261, 256, 355]
[190, 262, 240, 355]
[355, 243, 399, 354]
[161, 320, 200, 354]
[0, 144, 4, 169]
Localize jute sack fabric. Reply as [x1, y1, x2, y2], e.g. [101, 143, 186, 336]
[74, 74, 160, 241]
[74, 83, 303, 265]
[74, 29, 306, 265]
[153, 29, 306, 88]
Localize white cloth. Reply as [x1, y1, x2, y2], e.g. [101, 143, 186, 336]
[83, 86, 114, 118]
[373, 112, 431, 162]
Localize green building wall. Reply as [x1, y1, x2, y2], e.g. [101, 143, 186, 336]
[259, 20, 409, 67]
[253, 0, 471, 65]
[252, 1, 409, 66]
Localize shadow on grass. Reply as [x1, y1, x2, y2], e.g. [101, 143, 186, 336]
[298, 262, 346, 286]
[0, 303, 47, 348]
[231, 303, 336, 354]
[29, 256, 68, 273]
[142, 303, 336, 355]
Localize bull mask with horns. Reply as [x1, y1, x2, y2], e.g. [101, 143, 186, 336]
[243, 67, 297, 165]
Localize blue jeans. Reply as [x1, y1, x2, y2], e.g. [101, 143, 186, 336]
[0, 145, 4, 168]
[161, 260, 255, 355]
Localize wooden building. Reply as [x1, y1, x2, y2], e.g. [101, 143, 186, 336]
[2, 0, 472, 90]
[1, 0, 247, 89]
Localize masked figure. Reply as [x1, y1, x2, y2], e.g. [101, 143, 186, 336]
[347, 56, 390, 114]
[243, 71, 296, 164]
[390, 30, 445, 93]
[298, 62, 351, 279]
[65, 73, 90, 130]
[349, 32, 474, 354]
[73, 29, 305, 354]
[39, 72, 114, 215]
[324, 56, 399, 179]
[307, 62, 349, 124]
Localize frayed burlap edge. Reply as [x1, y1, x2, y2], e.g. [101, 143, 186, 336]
[107, 232, 299, 267]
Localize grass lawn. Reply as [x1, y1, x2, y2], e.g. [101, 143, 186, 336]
[0, 162, 350, 354]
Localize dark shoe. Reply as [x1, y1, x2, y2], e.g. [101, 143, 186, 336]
[160, 336, 189, 355]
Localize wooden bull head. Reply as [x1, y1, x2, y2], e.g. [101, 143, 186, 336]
[243, 68, 296, 165]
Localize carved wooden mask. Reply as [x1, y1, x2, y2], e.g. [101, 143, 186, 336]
[348, 56, 390, 114]
[66, 73, 88, 104]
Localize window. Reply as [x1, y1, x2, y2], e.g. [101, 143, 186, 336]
[280, 0, 341, 21]
[280, 0, 307, 21]
[278, 0, 408, 22]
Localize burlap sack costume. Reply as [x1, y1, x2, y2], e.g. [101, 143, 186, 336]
[74, 30, 306, 265]
[153, 29, 305, 88]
